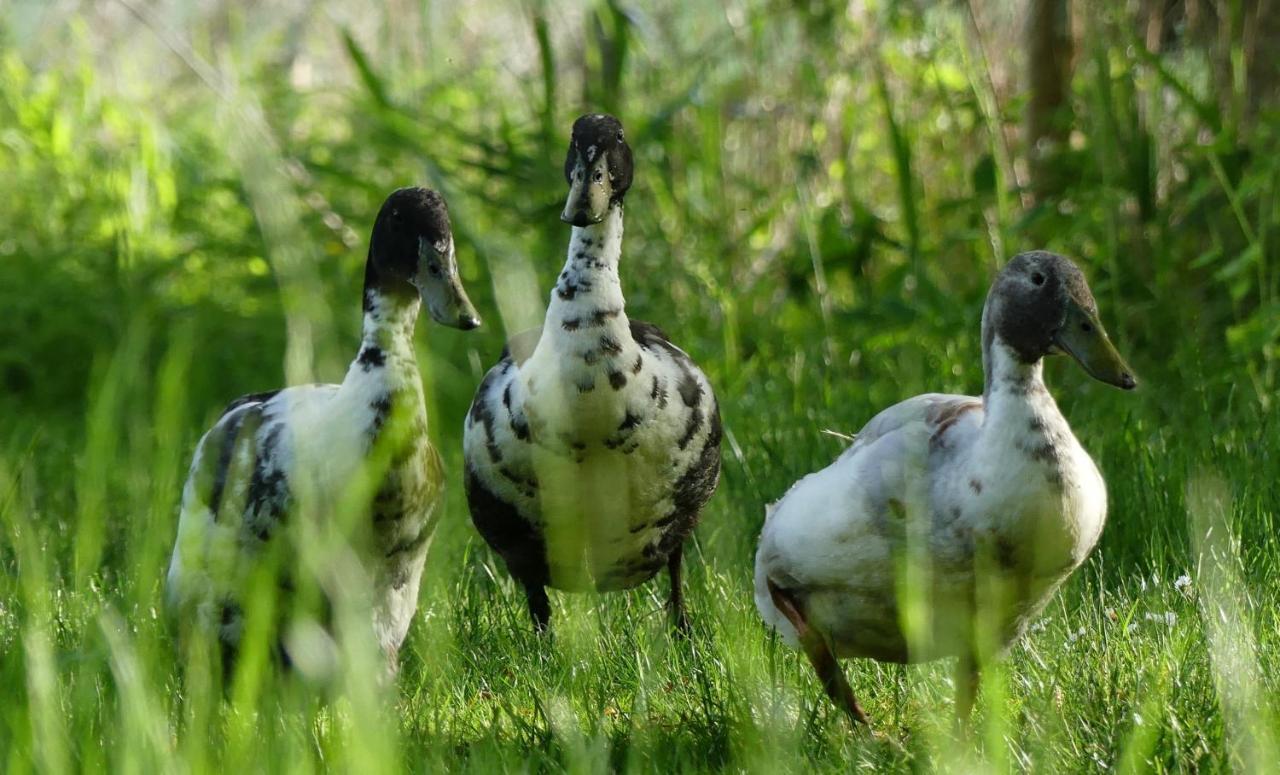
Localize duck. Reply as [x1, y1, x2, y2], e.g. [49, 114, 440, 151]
[753, 251, 1136, 726]
[463, 114, 721, 633]
[166, 186, 480, 676]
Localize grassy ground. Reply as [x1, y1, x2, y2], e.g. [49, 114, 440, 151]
[2, 1, 1278, 772]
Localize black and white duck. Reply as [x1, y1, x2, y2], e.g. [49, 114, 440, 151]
[166, 187, 480, 675]
[463, 114, 721, 633]
[754, 252, 1136, 726]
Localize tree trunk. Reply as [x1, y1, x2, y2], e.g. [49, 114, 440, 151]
[1024, 0, 1075, 203]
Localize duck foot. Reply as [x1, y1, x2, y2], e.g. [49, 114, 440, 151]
[667, 544, 691, 636]
[954, 651, 980, 734]
[525, 583, 551, 633]
[767, 578, 871, 727]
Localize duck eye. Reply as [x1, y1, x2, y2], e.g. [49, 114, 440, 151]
[592, 169, 605, 183]
[1080, 320, 1093, 333]
[1031, 272, 1045, 286]
[428, 263, 442, 277]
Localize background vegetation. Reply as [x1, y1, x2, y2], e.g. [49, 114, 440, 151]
[1, 0, 1277, 771]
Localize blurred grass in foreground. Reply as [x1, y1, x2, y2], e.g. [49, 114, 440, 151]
[1, 0, 1278, 771]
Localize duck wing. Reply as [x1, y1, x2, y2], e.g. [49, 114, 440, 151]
[759, 393, 982, 589]
[463, 340, 547, 588]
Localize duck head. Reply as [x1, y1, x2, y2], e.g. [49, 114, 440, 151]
[561, 113, 634, 226]
[368, 187, 481, 330]
[985, 251, 1136, 390]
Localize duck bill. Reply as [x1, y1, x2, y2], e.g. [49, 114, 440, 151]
[1053, 302, 1136, 390]
[560, 156, 611, 226]
[417, 237, 481, 331]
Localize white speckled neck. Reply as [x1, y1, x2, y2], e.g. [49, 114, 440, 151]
[552, 204, 626, 314]
[362, 290, 420, 355]
[532, 205, 641, 382]
[348, 289, 423, 393]
[983, 333, 1043, 401]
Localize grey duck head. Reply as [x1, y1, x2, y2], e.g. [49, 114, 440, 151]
[984, 251, 1136, 390]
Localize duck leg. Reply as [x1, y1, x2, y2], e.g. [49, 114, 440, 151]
[767, 579, 870, 726]
[525, 583, 551, 633]
[666, 544, 691, 635]
[954, 650, 979, 731]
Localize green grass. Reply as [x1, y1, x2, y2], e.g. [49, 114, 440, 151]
[2, 1, 1279, 772]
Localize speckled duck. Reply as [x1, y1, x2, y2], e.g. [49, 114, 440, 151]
[754, 252, 1136, 726]
[463, 114, 721, 633]
[167, 187, 480, 675]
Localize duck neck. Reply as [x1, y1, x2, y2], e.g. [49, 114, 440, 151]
[981, 324, 1063, 440]
[550, 204, 627, 319]
[349, 260, 423, 394]
[539, 205, 641, 387]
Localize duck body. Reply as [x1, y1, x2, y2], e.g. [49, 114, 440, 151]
[755, 379, 1106, 664]
[166, 188, 479, 672]
[466, 210, 720, 596]
[753, 251, 1135, 725]
[464, 115, 720, 630]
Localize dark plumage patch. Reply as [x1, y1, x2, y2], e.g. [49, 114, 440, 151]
[608, 371, 627, 390]
[995, 536, 1019, 571]
[1021, 439, 1060, 466]
[503, 385, 531, 441]
[223, 389, 281, 415]
[969, 478, 983, 494]
[664, 398, 722, 553]
[465, 463, 550, 588]
[887, 499, 907, 520]
[650, 375, 667, 407]
[357, 346, 386, 370]
[591, 308, 621, 326]
[205, 402, 270, 520]
[928, 400, 981, 452]
[677, 405, 703, 450]
[605, 409, 644, 451]
[498, 466, 537, 498]
[469, 368, 500, 424]
[576, 376, 595, 393]
[467, 370, 507, 462]
[599, 335, 622, 356]
[206, 412, 246, 518]
[618, 410, 642, 432]
[369, 394, 393, 436]
[673, 374, 697, 410]
[243, 423, 288, 542]
[631, 354, 643, 374]
[562, 318, 581, 331]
